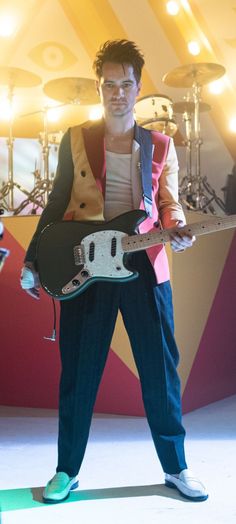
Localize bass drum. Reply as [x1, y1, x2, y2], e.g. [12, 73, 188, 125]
[134, 94, 177, 137]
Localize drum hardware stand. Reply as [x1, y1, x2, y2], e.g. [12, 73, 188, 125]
[12, 168, 49, 215]
[0, 68, 42, 213]
[180, 94, 193, 204]
[39, 108, 53, 204]
[178, 85, 205, 210]
[178, 83, 226, 214]
[0, 86, 34, 212]
[163, 62, 226, 214]
[13, 107, 57, 215]
[12, 166, 55, 215]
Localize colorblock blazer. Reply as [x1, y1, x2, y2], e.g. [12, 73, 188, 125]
[25, 119, 186, 284]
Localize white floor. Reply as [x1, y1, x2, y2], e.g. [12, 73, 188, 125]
[0, 395, 236, 524]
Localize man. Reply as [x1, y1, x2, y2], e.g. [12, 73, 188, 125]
[21, 40, 208, 503]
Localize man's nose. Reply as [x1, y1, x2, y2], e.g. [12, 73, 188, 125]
[112, 85, 124, 97]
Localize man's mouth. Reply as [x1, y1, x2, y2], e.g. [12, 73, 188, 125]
[111, 101, 126, 106]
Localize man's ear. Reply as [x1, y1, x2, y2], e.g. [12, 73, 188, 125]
[136, 81, 142, 97]
[95, 80, 100, 96]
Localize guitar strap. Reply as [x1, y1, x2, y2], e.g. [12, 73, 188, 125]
[134, 125, 170, 219]
[134, 124, 153, 218]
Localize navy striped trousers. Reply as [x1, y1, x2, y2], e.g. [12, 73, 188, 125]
[56, 251, 187, 477]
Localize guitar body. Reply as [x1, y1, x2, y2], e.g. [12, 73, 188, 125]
[37, 207, 236, 301]
[37, 210, 147, 300]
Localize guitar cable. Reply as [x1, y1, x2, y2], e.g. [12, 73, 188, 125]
[20, 266, 57, 341]
[44, 298, 57, 342]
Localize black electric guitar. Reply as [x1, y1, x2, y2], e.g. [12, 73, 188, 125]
[37, 209, 236, 300]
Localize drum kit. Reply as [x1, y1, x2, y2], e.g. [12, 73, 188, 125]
[0, 61, 226, 215]
[0, 69, 99, 214]
[135, 61, 227, 212]
[0, 67, 41, 213]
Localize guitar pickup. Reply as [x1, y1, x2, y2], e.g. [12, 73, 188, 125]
[73, 244, 85, 265]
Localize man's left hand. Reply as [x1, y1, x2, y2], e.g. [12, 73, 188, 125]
[170, 224, 196, 253]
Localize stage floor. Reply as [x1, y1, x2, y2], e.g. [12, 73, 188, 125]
[0, 395, 236, 524]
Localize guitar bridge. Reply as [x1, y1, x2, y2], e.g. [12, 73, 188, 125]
[73, 244, 85, 265]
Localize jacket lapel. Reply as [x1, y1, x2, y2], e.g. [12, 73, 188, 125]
[82, 119, 106, 195]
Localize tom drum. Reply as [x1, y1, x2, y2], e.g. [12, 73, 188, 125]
[134, 94, 177, 137]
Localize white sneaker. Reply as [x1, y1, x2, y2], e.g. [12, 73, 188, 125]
[165, 469, 208, 501]
[43, 472, 79, 503]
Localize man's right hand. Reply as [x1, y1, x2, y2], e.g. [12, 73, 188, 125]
[20, 263, 40, 300]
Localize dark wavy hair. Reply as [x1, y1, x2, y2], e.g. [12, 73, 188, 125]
[93, 39, 145, 83]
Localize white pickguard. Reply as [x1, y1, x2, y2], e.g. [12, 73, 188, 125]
[62, 230, 133, 295]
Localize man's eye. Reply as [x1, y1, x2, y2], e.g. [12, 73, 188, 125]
[123, 83, 133, 89]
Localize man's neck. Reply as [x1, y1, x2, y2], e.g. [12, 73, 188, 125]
[104, 116, 135, 154]
[104, 113, 135, 137]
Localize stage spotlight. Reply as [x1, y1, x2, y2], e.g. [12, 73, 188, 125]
[89, 105, 103, 121]
[0, 13, 17, 37]
[208, 80, 224, 95]
[188, 41, 200, 56]
[166, 1, 180, 16]
[0, 96, 13, 121]
[47, 107, 61, 123]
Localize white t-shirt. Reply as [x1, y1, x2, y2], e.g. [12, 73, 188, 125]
[104, 151, 134, 220]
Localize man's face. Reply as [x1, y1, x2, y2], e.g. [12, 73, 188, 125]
[96, 62, 141, 118]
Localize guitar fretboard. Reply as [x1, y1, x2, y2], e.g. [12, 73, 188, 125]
[122, 215, 236, 253]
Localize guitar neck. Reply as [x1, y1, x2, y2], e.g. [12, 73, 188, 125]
[122, 215, 236, 253]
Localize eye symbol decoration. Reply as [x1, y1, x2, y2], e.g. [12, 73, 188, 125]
[29, 41, 77, 71]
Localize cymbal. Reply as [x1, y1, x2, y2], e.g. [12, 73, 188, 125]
[43, 77, 100, 105]
[173, 101, 211, 113]
[0, 67, 41, 87]
[163, 63, 226, 87]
